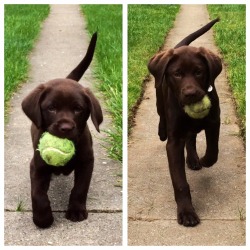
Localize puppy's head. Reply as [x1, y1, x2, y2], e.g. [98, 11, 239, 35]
[148, 46, 222, 106]
[22, 79, 103, 141]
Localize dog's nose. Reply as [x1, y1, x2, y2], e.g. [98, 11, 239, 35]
[182, 87, 204, 105]
[59, 123, 75, 133]
[183, 87, 198, 98]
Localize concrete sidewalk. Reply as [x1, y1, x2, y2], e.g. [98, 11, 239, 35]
[128, 5, 245, 246]
[4, 5, 122, 246]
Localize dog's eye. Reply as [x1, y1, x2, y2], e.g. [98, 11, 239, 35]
[173, 71, 182, 78]
[74, 106, 83, 114]
[47, 106, 57, 113]
[195, 70, 203, 77]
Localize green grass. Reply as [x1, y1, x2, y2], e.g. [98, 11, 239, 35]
[207, 5, 246, 139]
[16, 199, 25, 212]
[237, 206, 246, 221]
[128, 5, 180, 130]
[81, 5, 122, 162]
[4, 5, 50, 110]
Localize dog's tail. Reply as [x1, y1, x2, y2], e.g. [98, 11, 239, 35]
[66, 32, 97, 81]
[174, 18, 220, 49]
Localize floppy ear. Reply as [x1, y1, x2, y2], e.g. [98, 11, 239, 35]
[148, 50, 174, 142]
[147, 49, 174, 88]
[198, 47, 222, 86]
[84, 88, 103, 132]
[21, 84, 46, 128]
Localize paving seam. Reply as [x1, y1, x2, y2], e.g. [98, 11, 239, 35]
[5, 209, 122, 213]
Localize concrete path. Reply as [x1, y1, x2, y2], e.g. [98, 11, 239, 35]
[4, 5, 122, 246]
[128, 5, 245, 246]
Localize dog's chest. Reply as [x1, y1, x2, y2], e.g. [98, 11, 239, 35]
[186, 118, 208, 134]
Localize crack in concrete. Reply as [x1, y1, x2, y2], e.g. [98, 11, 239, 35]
[128, 216, 245, 222]
[5, 209, 122, 213]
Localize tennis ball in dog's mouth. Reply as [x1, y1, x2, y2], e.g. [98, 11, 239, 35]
[37, 132, 75, 167]
[184, 95, 211, 119]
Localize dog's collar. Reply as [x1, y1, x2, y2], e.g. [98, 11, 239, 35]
[208, 85, 213, 92]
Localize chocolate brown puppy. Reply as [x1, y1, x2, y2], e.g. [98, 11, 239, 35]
[22, 33, 103, 228]
[148, 19, 222, 227]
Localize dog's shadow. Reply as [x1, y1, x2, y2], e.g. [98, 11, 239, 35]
[189, 171, 223, 217]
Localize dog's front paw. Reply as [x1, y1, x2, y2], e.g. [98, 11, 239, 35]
[33, 211, 54, 228]
[200, 155, 218, 168]
[66, 208, 88, 222]
[177, 208, 200, 227]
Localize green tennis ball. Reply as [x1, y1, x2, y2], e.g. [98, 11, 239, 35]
[37, 132, 75, 167]
[184, 95, 211, 119]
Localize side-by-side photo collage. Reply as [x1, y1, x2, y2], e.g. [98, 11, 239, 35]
[2, 0, 247, 247]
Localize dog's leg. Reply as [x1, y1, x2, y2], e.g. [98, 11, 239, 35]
[167, 138, 200, 226]
[30, 160, 53, 228]
[200, 121, 220, 167]
[186, 133, 202, 170]
[66, 160, 94, 222]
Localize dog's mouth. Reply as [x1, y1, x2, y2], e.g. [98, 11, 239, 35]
[47, 131, 77, 142]
[180, 96, 204, 108]
[180, 87, 206, 107]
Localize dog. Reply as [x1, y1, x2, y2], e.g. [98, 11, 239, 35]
[22, 32, 103, 228]
[148, 19, 222, 227]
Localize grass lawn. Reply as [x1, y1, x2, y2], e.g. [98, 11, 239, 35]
[128, 5, 180, 130]
[4, 4, 50, 110]
[207, 5, 246, 139]
[81, 5, 122, 162]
